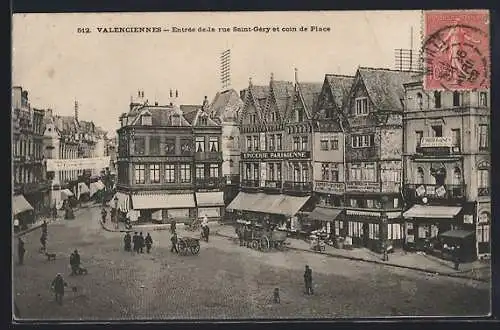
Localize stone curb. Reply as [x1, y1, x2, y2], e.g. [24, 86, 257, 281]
[214, 231, 489, 283]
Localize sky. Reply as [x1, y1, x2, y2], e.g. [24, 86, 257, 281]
[12, 11, 421, 136]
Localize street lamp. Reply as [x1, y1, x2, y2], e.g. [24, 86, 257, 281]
[381, 213, 389, 261]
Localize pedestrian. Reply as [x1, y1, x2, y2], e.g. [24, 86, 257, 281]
[453, 244, 461, 271]
[41, 220, 48, 236]
[138, 232, 145, 253]
[145, 233, 153, 253]
[70, 249, 81, 276]
[101, 207, 107, 224]
[202, 224, 210, 242]
[51, 273, 67, 305]
[40, 233, 47, 253]
[18, 238, 25, 265]
[170, 219, 176, 234]
[132, 232, 139, 253]
[170, 232, 178, 253]
[124, 232, 131, 252]
[304, 265, 313, 295]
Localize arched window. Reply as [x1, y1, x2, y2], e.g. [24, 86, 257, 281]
[416, 92, 423, 110]
[452, 167, 462, 185]
[415, 167, 424, 184]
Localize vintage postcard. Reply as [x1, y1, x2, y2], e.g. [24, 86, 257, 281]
[11, 10, 491, 321]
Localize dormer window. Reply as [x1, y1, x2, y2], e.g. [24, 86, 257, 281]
[199, 115, 208, 126]
[355, 97, 368, 115]
[141, 111, 152, 126]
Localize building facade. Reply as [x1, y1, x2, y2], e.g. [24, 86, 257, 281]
[402, 81, 490, 260]
[342, 68, 415, 252]
[115, 94, 224, 223]
[12, 86, 50, 225]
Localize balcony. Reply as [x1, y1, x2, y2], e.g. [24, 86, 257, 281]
[264, 180, 282, 191]
[314, 181, 345, 194]
[194, 152, 223, 162]
[346, 181, 380, 193]
[283, 181, 313, 193]
[194, 177, 224, 190]
[478, 187, 490, 197]
[404, 183, 466, 202]
[241, 179, 260, 189]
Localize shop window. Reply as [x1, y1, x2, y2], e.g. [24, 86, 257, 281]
[253, 164, 259, 181]
[321, 163, 329, 181]
[276, 164, 282, 181]
[388, 223, 403, 240]
[368, 223, 379, 239]
[348, 221, 363, 237]
[195, 164, 205, 179]
[293, 164, 301, 182]
[334, 220, 344, 236]
[209, 164, 219, 178]
[320, 140, 329, 151]
[245, 164, 251, 179]
[268, 163, 275, 181]
[301, 165, 309, 182]
[477, 211, 490, 243]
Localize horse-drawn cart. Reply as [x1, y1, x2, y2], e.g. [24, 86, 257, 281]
[238, 223, 287, 251]
[177, 237, 200, 255]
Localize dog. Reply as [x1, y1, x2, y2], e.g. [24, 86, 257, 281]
[77, 266, 88, 275]
[273, 287, 280, 304]
[45, 252, 56, 261]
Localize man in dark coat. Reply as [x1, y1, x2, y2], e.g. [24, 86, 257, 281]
[40, 233, 47, 253]
[170, 219, 176, 234]
[101, 208, 107, 223]
[453, 244, 461, 270]
[145, 233, 153, 253]
[124, 232, 131, 252]
[51, 273, 67, 305]
[138, 232, 145, 253]
[132, 232, 139, 253]
[18, 238, 25, 265]
[70, 249, 81, 275]
[304, 265, 313, 295]
[41, 220, 48, 236]
[170, 232, 178, 253]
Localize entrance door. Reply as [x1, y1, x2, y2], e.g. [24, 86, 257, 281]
[362, 223, 369, 247]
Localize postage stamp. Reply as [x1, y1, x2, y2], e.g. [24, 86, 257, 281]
[423, 10, 490, 91]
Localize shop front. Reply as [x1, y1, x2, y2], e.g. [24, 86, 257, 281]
[12, 194, 35, 230]
[307, 206, 344, 237]
[112, 191, 131, 222]
[402, 204, 462, 252]
[195, 191, 225, 221]
[130, 192, 196, 223]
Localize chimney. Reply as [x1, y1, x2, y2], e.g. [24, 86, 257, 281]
[155, 101, 158, 106]
[270, 72, 274, 82]
[294, 68, 298, 84]
[248, 77, 252, 87]
[74, 100, 79, 122]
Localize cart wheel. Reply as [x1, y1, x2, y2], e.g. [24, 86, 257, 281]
[178, 242, 187, 255]
[190, 244, 200, 255]
[250, 240, 259, 250]
[260, 236, 270, 251]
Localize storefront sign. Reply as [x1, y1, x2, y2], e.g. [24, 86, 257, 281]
[47, 157, 110, 171]
[346, 181, 380, 192]
[315, 181, 345, 193]
[346, 210, 380, 217]
[435, 185, 446, 197]
[241, 151, 310, 160]
[420, 137, 452, 148]
[416, 185, 426, 197]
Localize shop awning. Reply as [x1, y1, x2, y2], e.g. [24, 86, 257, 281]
[226, 192, 267, 212]
[77, 182, 90, 199]
[403, 205, 462, 219]
[131, 193, 195, 210]
[267, 195, 310, 217]
[440, 229, 474, 239]
[195, 191, 224, 207]
[12, 195, 34, 216]
[61, 189, 74, 199]
[308, 207, 343, 222]
[89, 180, 106, 197]
[112, 192, 131, 213]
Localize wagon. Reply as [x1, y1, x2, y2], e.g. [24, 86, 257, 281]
[177, 237, 200, 255]
[238, 224, 287, 251]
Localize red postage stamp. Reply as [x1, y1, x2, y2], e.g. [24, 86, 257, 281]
[423, 10, 490, 91]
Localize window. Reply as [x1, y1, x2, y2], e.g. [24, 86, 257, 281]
[150, 164, 160, 183]
[381, 169, 401, 183]
[180, 164, 191, 183]
[363, 163, 376, 182]
[141, 113, 152, 126]
[452, 167, 461, 185]
[416, 167, 424, 184]
[352, 134, 374, 148]
[149, 137, 160, 155]
[366, 199, 374, 208]
[209, 164, 219, 178]
[320, 140, 329, 151]
[434, 91, 441, 108]
[368, 223, 379, 239]
[180, 138, 191, 155]
[350, 199, 358, 208]
[388, 224, 403, 240]
[350, 164, 362, 181]
[477, 223, 490, 243]
[302, 165, 309, 182]
[321, 163, 329, 181]
[479, 125, 489, 149]
[331, 165, 339, 182]
[416, 92, 423, 110]
[195, 136, 205, 152]
[355, 97, 368, 115]
[208, 137, 219, 152]
[250, 114, 256, 124]
[293, 164, 301, 182]
[453, 91, 461, 106]
[165, 164, 175, 183]
[134, 137, 146, 155]
[331, 139, 339, 150]
[253, 136, 259, 151]
[253, 164, 259, 180]
[478, 169, 489, 188]
[276, 134, 282, 150]
[276, 163, 282, 181]
[268, 163, 275, 181]
[415, 131, 423, 150]
[246, 136, 252, 151]
[301, 136, 308, 151]
[393, 198, 399, 208]
[268, 134, 275, 151]
[348, 221, 363, 238]
[293, 137, 300, 151]
[431, 125, 443, 137]
[479, 92, 488, 107]
[134, 164, 145, 184]
[245, 164, 251, 179]
[195, 164, 205, 179]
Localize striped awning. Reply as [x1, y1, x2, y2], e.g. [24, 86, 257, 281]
[195, 191, 224, 207]
[267, 195, 310, 217]
[131, 193, 195, 210]
[12, 195, 34, 216]
[308, 207, 343, 222]
[226, 192, 267, 212]
[112, 192, 131, 213]
[346, 210, 381, 217]
[403, 205, 462, 219]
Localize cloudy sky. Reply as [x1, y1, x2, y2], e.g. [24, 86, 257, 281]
[12, 11, 421, 135]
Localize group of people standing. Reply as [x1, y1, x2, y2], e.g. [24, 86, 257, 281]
[123, 232, 153, 254]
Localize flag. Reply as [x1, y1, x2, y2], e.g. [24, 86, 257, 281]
[175, 90, 178, 98]
[170, 89, 173, 97]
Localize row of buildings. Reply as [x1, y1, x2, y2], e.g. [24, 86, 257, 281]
[12, 86, 116, 227]
[114, 67, 490, 260]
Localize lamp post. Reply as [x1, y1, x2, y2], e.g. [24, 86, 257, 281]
[113, 196, 119, 229]
[381, 213, 389, 261]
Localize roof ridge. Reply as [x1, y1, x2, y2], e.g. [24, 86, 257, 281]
[325, 73, 355, 78]
[359, 67, 422, 74]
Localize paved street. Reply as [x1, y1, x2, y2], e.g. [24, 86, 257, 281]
[13, 207, 490, 320]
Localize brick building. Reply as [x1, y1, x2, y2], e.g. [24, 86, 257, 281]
[402, 79, 490, 260]
[12, 86, 49, 227]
